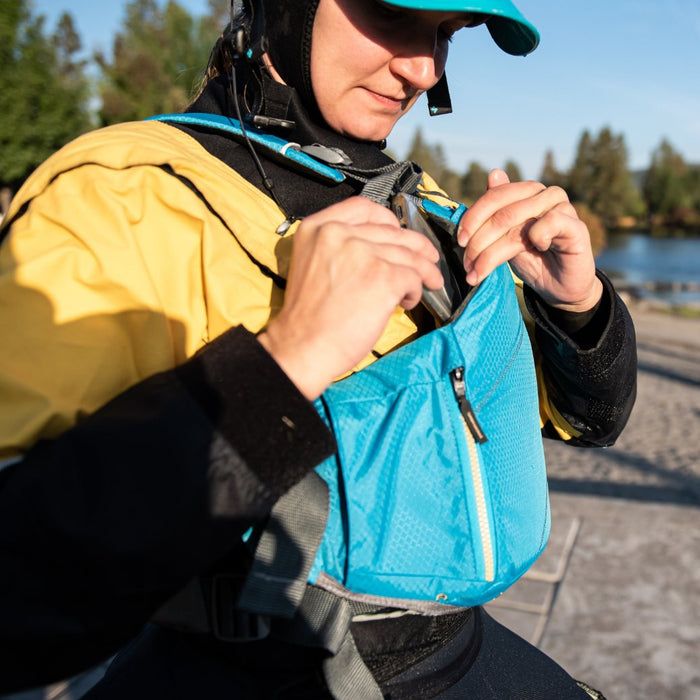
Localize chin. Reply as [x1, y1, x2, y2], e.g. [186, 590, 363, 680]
[341, 120, 397, 143]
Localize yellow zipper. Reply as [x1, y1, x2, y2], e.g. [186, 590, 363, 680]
[450, 367, 494, 582]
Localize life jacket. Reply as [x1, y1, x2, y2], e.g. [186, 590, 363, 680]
[147, 114, 549, 696]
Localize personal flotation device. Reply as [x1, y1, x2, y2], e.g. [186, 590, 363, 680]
[148, 113, 549, 697]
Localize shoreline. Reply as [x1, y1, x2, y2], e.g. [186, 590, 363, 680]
[616, 288, 700, 320]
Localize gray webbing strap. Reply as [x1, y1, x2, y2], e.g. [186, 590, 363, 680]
[323, 629, 384, 700]
[273, 585, 383, 700]
[237, 471, 329, 618]
[276, 584, 354, 653]
[336, 160, 423, 207]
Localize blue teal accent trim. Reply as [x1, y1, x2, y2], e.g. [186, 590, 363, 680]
[422, 198, 467, 229]
[145, 113, 345, 184]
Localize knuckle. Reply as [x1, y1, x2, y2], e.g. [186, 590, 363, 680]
[491, 207, 517, 230]
[546, 185, 568, 200]
[524, 180, 547, 193]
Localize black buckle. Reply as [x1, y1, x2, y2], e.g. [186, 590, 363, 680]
[210, 574, 271, 642]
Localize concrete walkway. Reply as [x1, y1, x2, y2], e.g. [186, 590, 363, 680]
[487, 306, 700, 700]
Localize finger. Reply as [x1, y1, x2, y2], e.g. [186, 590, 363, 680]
[464, 225, 534, 286]
[308, 220, 441, 264]
[461, 185, 571, 264]
[367, 225, 442, 263]
[487, 168, 510, 189]
[526, 204, 590, 255]
[458, 180, 549, 245]
[305, 196, 401, 229]
[370, 241, 445, 291]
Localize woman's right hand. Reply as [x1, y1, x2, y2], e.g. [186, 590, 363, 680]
[258, 197, 443, 400]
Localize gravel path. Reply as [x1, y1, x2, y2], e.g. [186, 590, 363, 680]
[544, 305, 700, 505]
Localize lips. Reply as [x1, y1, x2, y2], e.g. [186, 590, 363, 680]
[365, 87, 416, 109]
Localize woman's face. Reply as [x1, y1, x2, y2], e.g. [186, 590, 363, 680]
[310, 0, 474, 141]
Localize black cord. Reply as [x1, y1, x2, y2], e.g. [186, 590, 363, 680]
[227, 1, 294, 225]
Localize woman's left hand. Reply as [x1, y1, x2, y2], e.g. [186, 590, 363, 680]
[457, 169, 603, 312]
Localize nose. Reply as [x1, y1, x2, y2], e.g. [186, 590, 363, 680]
[388, 32, 447, 92]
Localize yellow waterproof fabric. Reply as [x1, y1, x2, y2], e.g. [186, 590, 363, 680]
[0, 120, 576, 459]
[0, 122, 419, 458]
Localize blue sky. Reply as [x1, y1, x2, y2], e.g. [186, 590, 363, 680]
[33, 0, 700, 179]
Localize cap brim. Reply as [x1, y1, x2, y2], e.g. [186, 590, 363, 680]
[383, 0, 540, 56]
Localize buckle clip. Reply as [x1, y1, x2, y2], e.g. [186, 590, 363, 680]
[210, 574, 271, 642]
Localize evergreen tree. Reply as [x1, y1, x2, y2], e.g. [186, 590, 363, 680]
[643, 139, 690, 219]
[96, 0, 215, 125]
[539, 150, 563, 187]
[0, 1, 91, 199]
[567, 127, 642, 227]
[439, 168, 463, 201]
[686, 166, 700, 216]
[503, 159, 522, 182]
[405, 127, 446, 181]
[461, 161, 488, 205]
[567, 129, 594, 204]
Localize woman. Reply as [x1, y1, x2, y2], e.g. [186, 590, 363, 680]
[0, 0, 635, 697]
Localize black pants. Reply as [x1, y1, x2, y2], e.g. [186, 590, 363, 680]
[85, 607, 593, 699]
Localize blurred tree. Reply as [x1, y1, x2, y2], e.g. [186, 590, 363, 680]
[686, 166, 700, 218]
[572, 202, 606, 256]
[461, 161, 488, 205]
[204, 0, 230, 32]
[405, 127, 446, 182]
[567, 129, 593, 203]
[438, 168, 463, 201]
[567, 127, 643, 227]
[539, 150, 564, 187]
[0, 1, 91, 205]
[503, 159, 522, 182]
[643, 139, 691, 221]
[97, 0, 215, 125]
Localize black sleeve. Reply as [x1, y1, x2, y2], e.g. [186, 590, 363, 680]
[0, 326, 335, 693]
[523, 271, 637, 447]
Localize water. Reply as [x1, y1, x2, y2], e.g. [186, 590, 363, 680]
[595, 231, 700, 306]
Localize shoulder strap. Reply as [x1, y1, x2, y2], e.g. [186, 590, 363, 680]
[146, 113, 346, 183]
[237, 471, 329, 617]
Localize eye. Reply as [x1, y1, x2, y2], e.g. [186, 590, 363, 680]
[373, 0, 402, 18]
[439, 20, 469, 43]
[438, 27, 456, 43]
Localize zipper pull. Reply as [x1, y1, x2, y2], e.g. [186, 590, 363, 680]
[450, 367, 488, 444]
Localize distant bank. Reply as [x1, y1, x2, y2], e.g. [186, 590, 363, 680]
[596, 231, 700, 311]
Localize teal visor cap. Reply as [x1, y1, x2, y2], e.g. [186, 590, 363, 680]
[382, 0, 539, 56]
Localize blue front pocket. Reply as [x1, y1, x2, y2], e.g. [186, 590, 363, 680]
[309, 264, 549, 607]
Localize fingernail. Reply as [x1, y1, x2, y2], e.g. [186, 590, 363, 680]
[466, 270, 478, 286]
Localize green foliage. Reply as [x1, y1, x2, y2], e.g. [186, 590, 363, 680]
[460, 161, 488, 205]
[567, 127, 644, 227]
[405, 128, 446, 182]
[204, 0, 230, 33]
[0, 1, 91, 190]
[643, 139, 695, 224]
[572, 203, 606, 256]
[96, 0, 217, 125]
[539, 150, 564, 187]
[503, 159, 522, 183]
[405, 128, 464, 199]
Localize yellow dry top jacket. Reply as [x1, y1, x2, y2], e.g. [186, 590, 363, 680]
[0, 120, 575, 460]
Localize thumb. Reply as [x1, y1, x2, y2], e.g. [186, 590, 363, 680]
[488, 168, 510, 189]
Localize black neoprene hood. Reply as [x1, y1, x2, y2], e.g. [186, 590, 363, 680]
[259, 0, 321, 116]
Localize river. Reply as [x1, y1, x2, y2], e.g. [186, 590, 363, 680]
[594, 231, 700, 306]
